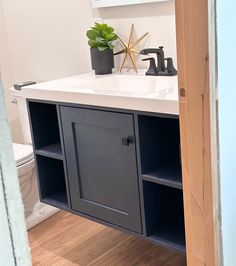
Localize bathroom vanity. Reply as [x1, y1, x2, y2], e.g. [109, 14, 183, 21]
[23, 73, 185, 253]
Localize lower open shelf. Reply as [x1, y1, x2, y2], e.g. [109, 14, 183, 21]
[143, 181, 186, 252]
[36, 155, 69, 209]
[42, 189, 68, 209]
[148, 224, 185, 252]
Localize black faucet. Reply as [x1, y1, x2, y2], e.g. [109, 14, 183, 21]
[142, 57, 158, 75]
[140, 46, 177, 76]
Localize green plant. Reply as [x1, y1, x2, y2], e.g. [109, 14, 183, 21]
[86, 22, 118, 52]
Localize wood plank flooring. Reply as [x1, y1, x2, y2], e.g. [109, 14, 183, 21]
[28, 211, 186, 266]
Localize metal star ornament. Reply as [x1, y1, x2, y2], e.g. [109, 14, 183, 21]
[114, 24, 148, 73]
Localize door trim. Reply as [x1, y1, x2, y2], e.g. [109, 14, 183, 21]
[0, 77, 31, 265]
[175, 0, 221, 265]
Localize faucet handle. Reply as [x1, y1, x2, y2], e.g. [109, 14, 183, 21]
[142, 58, 154, 61]
[142, 57, 157, 76]
[164, 57, 177, 75]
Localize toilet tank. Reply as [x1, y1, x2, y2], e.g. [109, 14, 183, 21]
[10, 88, 32, 145]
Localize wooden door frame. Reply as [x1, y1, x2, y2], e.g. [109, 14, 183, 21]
[175, 0, 222, 265]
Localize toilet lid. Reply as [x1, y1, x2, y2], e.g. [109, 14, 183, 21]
[13, 143, 33, 167]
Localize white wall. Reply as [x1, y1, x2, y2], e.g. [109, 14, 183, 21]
[0, 0, 94, 142]
[94, 1, 176, 68]
[0, 0, 176, 143]
[218, 0, 236, 265]
[1, 0, 94, 83]
[0, 0, 23, 142]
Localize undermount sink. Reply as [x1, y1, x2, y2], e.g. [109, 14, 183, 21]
[73, 74, 178, 99]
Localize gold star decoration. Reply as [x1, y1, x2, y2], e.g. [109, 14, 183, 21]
[114, 24, 148, 73]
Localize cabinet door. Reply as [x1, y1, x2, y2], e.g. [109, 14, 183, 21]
[60, 107, 142, 234]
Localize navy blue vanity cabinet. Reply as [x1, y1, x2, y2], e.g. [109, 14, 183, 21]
[27, 99, 186, 253]
[60, 107, 142, 234]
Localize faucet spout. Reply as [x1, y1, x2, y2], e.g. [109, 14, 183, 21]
[140, 48, 162, 55]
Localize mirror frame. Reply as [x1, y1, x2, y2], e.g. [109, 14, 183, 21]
[91, 0, 168, 8]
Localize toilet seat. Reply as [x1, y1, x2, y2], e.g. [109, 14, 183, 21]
[12, 143, 34, 167]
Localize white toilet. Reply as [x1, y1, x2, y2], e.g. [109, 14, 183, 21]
[11, 88, 59, 230]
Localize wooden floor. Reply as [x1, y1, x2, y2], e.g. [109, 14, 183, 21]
[28, 211, 186, 266]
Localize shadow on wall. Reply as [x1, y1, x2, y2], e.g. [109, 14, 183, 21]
[92, 1, 175, 19]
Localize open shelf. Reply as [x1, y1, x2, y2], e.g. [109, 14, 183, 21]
[138, 115, 182, 189]
[142, 164, 182, 190]
[35, 142, 63, 160]
[149, 224, 185, 252]
[28, 101, 61, 151]
[36, 155, 68, 209]
[42, 190, 68, 209]
[143, 181, 185, 252]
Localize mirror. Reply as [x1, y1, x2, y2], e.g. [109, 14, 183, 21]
[91, 0, 169, 8]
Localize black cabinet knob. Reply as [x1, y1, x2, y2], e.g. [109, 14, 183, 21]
[122, 136, 134, 146]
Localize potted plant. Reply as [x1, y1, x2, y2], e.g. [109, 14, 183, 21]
[86, 23, 118, 75]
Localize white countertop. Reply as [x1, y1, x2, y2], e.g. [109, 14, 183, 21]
[20, 72, 179, 115]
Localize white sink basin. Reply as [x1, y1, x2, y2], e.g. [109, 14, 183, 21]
[72, 75, 178, 100]
[21, 73, 179, 115]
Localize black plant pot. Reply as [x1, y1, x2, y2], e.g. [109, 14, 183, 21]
[90, 48, 114, 75]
